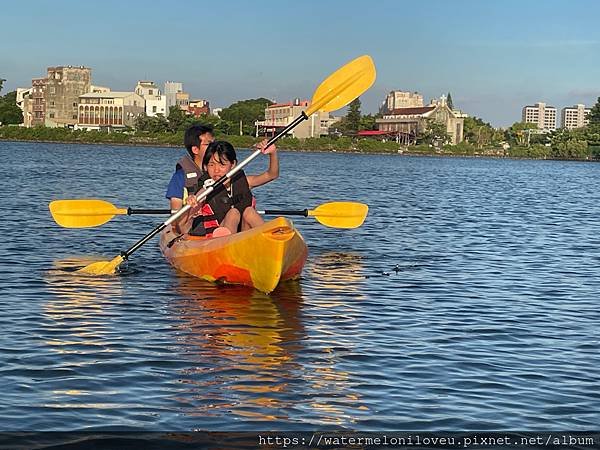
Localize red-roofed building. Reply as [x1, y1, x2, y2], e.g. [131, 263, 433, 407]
[189, 99, 210, 117]
[376, 97, 464, 145]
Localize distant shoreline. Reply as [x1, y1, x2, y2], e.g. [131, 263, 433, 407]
[2, 137, 598, 162]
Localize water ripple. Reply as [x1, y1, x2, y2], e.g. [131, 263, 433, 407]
[1, 143, 599, 430]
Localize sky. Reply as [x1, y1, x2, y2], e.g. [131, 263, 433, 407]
[1, 0, 600, 127]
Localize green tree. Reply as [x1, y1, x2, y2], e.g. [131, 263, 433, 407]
[135, 113, 170, 133]
[507, 122, 538, 146]
[345, 98, 361, 133]
[463, 116, 495, 147]
[0, 91, 23, 125]
[419, 119, 450, 146]
[359, 113, 379, 131]
[446, 92, 454, 110]
[588, 96, 600, 124]
[167, 106, 187, 132]
[219, 98, 273, 135]
[188, 113, 231, 135]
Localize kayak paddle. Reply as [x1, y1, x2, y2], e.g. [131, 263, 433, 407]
[49, 199, 169, 228]
[49, 199, 368, 229]
[73, 55, 376, 275]
[259, 202, 368, 229]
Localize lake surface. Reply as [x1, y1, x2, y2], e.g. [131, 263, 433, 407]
[1, 140, 599, 433]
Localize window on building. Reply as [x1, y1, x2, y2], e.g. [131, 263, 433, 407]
[149, 89, 153, 95]
[49, 113, 55, 118]
[152, 106, 157, 113]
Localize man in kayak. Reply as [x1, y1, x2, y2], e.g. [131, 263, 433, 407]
[165, 123, 215, 212]
[179, 139, 278, 237]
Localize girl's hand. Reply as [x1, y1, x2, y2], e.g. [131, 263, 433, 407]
[256, 139, 276, 154]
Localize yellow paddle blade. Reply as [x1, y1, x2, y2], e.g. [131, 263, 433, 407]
[77, 255, 124, 275]
[308, 202, 369, 229]
[49, 199, 127, 228]
[306, 55, 376, 115]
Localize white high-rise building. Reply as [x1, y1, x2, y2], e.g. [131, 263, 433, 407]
[561, 104, 591, 130]
[522, 102, 557, 131]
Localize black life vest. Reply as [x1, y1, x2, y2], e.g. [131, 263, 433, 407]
[175, 155, 203, 198]
[189, 171, 254, 236]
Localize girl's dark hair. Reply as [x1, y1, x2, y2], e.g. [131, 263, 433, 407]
[202, 141, 237, 169]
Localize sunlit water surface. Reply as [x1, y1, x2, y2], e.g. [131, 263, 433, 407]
[1, 141, 599, 431]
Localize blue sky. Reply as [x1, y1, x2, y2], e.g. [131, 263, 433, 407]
[1, 0, 599, 127]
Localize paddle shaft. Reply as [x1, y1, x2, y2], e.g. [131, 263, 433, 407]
[259, 209, 309, 217]
[128, 208, 170, 215]
[129, 208, 309, 217]
[119, 112, 309, 259]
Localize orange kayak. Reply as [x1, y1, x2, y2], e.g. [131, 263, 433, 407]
[159, 217, 308, 293]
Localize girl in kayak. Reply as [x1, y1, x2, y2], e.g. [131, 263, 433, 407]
[180, 139, 278, 237]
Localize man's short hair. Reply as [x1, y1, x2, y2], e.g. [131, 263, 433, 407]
[184, 124, 214, 157]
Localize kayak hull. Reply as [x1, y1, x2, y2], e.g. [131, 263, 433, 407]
[159, 217, 308, 293]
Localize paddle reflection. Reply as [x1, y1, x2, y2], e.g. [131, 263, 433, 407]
[39, 259, 125, 405]
[169, 276, 305, 421]
[43, 258, 123, 321]
[308, 251, 367, 298]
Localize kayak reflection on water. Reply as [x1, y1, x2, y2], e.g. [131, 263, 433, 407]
[168, 277, 305, 421]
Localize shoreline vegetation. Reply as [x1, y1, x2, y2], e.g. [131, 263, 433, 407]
[1, 126, 600, 161]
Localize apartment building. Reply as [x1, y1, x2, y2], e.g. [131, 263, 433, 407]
[77, 92, 145, 130]
[45, 66, 92, 127]
[522, 102, 557, 131]
[256, 99, 331, 139]
[561, 104, 591, 129]
[24, 78, 48, 127]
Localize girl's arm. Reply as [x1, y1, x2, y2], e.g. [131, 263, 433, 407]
[246, 140, 279, 188]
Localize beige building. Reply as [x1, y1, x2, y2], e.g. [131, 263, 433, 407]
[376, 98, 464, 145]
[522, 102, 557, 131]
[380, 90, 424, 114]
[90, 85, 111, 93]
[164, 81, 190, 115]
[256, 99, 331, 139]
[23, 78, 48, 127]
[561, 104, 590, 129]
[16, 88, 32, 126]
[135, 81, 160, 98]
[175, 92, 190, 111]
[45, 66, 92, 127]
[77, 92, 145, 130]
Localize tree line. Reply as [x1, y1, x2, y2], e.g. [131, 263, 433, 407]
[0, 79, 24, 126]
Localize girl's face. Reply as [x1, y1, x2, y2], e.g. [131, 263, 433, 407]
[206, 152, 235, 181]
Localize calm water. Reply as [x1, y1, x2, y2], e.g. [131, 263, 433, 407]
[1, 140, 599, 431]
